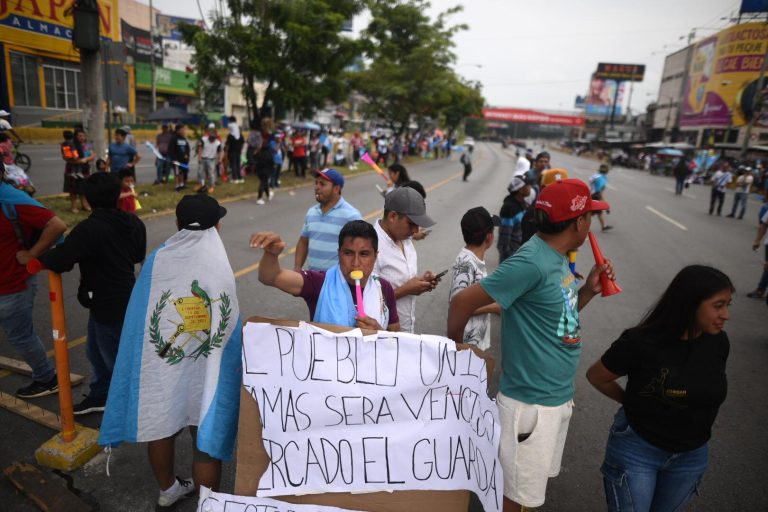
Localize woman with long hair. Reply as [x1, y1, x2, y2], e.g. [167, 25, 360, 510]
[385, 163, 410, 193]
[587, 265, 733, 512]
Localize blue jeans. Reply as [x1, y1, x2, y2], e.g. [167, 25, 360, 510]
[0, 277, 55, 382]
[155, 158, 170, 183]
[86, 315, 123, 401]
[729, 192, 748, 218]
[674, 176, 685, 195]
[602, 408, 707, 512]
[758, 245, 768, 291]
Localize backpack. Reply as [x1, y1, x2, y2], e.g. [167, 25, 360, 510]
[1, 201, 41, 249]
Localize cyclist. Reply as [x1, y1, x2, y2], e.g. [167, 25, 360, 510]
[0, 110, 24, 143]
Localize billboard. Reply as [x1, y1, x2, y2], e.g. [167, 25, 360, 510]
[483, 108, 585, 126]
[0, 0, 120, 54]
[595, 63, 645, 81]
[586, 75, 625, 116]
[740, 0, 768, 14]
[681, 22, 768, 127]
[155, 14, 203, 41]
[121, 20, 162, 66]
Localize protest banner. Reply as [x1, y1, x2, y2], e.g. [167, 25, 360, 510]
[236, 318, 501, 512]
[198, 486, 364, 512]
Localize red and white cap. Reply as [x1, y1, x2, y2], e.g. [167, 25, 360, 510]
[534, 178, 610, 222]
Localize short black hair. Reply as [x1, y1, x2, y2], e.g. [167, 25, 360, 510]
[401, 180, 426, 199]
[536, 151, 550, 161]
[115, 128, 128, 137]
[533, 208, 577, 234]
[175, 123, 185, 132]
[95, 158, 107, 169]
[62, 130, 74, 140]
[0, 133, 9, 142]
[338, 220, 378, 252]
[118, 167, 135, 180]
[84, 172, 121, 209]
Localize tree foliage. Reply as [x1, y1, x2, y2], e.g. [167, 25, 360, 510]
[355, 0, 479, 135]
[179, 0, 365, 123]
[439, 78, 485, 136]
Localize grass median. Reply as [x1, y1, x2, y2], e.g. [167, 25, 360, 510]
[38, 156, 431, 227]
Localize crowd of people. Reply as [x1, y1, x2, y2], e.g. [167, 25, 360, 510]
[0, 127, 753, 512]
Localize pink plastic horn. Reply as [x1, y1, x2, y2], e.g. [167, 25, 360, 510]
[360, 152, 390, 183]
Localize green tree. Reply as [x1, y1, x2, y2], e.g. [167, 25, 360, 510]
[439, 77, 485, 137]
[355, 0, 467, 135]
[179, 0, 365, 124]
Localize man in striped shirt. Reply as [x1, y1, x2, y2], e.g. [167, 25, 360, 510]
[295, 168, 362, 271]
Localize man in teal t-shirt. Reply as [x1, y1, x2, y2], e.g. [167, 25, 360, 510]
[448, 178, 616, 511]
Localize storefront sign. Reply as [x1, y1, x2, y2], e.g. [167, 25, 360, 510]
[135, 61, 197, 95]
[0, 0, 120, 54]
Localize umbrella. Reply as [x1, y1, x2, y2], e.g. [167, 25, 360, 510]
[291, 121, 321, 131]
[146, 106, 193, 122]
[657, 148, 684, 156]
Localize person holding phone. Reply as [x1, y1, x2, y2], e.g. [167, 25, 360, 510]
[449, 207, 501, 350]
[586, 265, 732, 512]
[373, 187, 438, 333]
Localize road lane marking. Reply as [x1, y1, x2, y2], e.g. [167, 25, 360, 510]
[607, 184, 618, 191]
[664, 187, 697, 199]
[0, 335, 87, 380]
[645, 206, 688, 231]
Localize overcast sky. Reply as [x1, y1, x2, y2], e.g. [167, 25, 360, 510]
[145, 0, 741, 114]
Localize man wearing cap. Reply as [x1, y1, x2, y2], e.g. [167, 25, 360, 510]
[294, 168, 362, 272]
[100, 193, 242, 508]
[197, 123, 223, 193]
[448, 207, 501, 350]
[373, 187, 438, 333]
[252, 220, 400, 331]
[37, 172, 147, 415]
[448, 178, 616, 512]
[0, 110, 23, 143]
[498, 176, 533, 262]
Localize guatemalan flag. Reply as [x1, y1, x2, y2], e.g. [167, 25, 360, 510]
[99, 228, 242, 460]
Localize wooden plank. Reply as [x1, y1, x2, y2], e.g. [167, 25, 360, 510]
[0, 356, 85, 386]
[4, 462, 92, 512]
[0, 391, 70, 431]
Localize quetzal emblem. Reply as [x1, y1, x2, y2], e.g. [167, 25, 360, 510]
[150, 280, 231, 364]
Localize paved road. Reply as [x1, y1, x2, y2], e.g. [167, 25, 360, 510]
[1, 142, 765, 511]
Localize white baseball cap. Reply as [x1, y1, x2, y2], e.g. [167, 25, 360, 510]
[0, 110, 10, 117]
[207, 122, 216, 129]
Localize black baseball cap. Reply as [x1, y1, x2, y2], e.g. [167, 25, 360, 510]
[176, 193, 227, 230]
[461, 206, 500, 240]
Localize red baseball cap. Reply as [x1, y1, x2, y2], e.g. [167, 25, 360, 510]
[534, 178, 610, 222]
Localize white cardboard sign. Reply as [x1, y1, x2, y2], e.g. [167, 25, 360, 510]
[197, 486, 363, 512]
[242, 322, 502, 512]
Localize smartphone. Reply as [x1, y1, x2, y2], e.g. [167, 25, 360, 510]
[433, 269, 449, 280]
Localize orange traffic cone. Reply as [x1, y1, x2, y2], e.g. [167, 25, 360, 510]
[588, 232, 622, 297]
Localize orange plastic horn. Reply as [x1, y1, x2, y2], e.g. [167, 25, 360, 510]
[588, 232, 622, 297]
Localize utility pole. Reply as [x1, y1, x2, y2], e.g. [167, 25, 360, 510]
[741, 41, 768, 159]
[74, 0, 105, 157]
[149, 0, 157, 112]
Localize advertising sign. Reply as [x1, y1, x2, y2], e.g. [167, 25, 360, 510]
[586, 75, 625, 117]
[740, 0, 768, 14]
[121, 20, 162, 66]
[0, 0, 120, 54]
[681, 22, 768, 127]
[135, 62, 197, 95]
[483, 108, 585, 126]
[155, 14, 203, 41]
[594, 63, 645, 81]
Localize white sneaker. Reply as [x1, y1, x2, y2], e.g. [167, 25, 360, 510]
[157, 477, 194, 507]
[256, 199, 265, 205]
[268, 190, 274, 200]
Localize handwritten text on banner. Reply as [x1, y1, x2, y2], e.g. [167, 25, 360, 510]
[242, 323, 502, 512]
[197, 486, 364, 512]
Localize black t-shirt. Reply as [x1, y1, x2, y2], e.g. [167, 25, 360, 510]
[602, 329, 729, 452]
[169, 134, 190, 164]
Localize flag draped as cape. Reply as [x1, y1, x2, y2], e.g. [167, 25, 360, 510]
[99, 228, 242, 460]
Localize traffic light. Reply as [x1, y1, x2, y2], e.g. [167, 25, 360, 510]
[73, 0, 100, 52]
